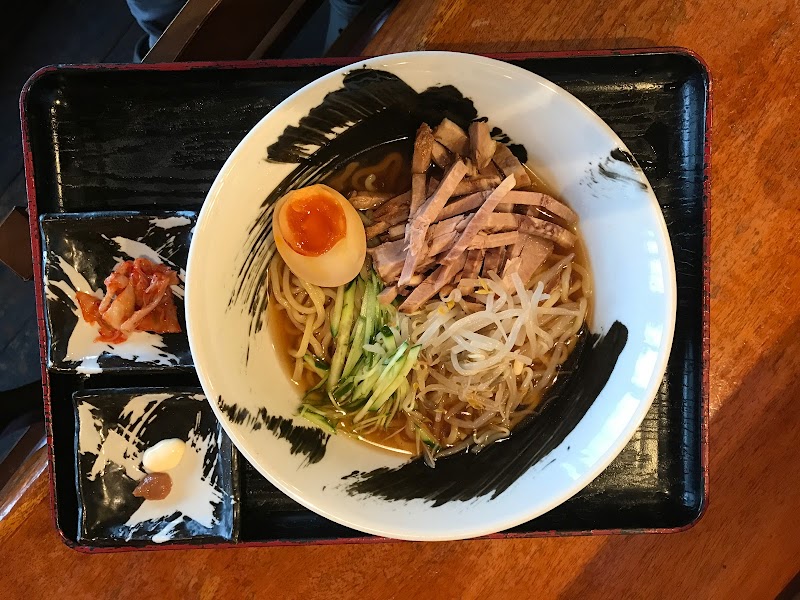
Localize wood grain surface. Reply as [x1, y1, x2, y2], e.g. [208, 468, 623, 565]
[3, 0, 800, 597]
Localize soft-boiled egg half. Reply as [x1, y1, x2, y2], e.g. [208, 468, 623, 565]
[273, 184, 366, 288]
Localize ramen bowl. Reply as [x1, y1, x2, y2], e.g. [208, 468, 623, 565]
[185, 52, 676, 541]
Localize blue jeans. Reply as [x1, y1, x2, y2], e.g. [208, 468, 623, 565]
[326, 0, 367, 48]
[126, 0, 187, 49]
[128, 0, 366, 57]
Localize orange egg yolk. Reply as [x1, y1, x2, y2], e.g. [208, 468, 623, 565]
[282, 192, 347, 257]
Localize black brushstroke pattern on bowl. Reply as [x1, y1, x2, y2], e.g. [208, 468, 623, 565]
[73, 387, 239, 546]
[215, 396, 330, 465]
[224, 67, 629, 505]
[41, 211, 196, 373]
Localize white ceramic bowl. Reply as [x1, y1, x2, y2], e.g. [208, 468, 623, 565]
[186, 52, 676, 541]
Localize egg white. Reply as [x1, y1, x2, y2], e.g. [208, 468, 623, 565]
[273, 184, 367, 288]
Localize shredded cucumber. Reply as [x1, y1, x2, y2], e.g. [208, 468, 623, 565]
[330, 285, 345, 337]
[379, 325, 397, 354]
[352, 342, 409, 421]
[327, 280, 357, 392]
[303, 353, 329, 378]
[332, 379, 355, 400]
[299, 405, 337, 434]
[369, 345, 420, 413]
[303, 269, 422, 435]
[412, 419, 439, 449]
[343, 316, 366, 378]
[304, 374, 328, 397]
[351, 357, 384, 402]
[362, 275, 378, 346]
[372, 343, 409, 398]
[343, 274, 381, 378]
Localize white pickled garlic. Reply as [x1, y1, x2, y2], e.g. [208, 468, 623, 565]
[142, 438, 186, 473]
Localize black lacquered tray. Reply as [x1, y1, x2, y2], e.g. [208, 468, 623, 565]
[21, 50, 710, 550]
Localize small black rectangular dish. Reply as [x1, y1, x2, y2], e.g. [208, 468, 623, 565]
[22, 50, 709, 549]
[74, 387, 239, 546]
[41, 211, 196, 373]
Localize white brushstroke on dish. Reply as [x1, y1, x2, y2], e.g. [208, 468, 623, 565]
[149, 216, 193, 229]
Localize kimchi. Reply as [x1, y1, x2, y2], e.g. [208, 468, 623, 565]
[75, 258, 181, 343]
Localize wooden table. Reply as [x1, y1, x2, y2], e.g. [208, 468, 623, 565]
[4, 0, 800, 597]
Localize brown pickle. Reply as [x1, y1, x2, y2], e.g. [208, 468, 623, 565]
[132, 472, 172, 500]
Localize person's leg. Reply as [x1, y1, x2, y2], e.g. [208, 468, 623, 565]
[126, 0, 187, 60]
[326, 0, 368, 49]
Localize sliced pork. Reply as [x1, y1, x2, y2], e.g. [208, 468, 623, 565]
[399, 253, 466, 313]
[436, 191, 489, 221]
[481, 246, 507, 277]
[518, 215, 576, 248]
[462, 248, 484, 280]
[399, 160, 468, 286]
[412, 124, 435, 174]
[503, 190, 578, 224]
[384, 223, 406, 241]
[371, 191, 410, 220]
[433, 118, 470, 155]
[440, 174, 515, 267]
[501, 235, 553, 289]
[479, 160, 502, 178]
[430, 142, 453, 169]
[493, 144, 531, 189]
[469, 121, 496, 169]
[377, 285, 399, 305]
[368, 239, 406, 281]
[410, 173, 427, 218]
[361, 117, 582, 311]
[452, 176, 502, 197]
[365, 203, 410, 239]
[468, 231, 524, 250]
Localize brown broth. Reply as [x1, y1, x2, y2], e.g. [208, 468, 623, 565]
[339, 419, 417, 455]
[267, 299, 315, 390]
[324, 143, 411, 196]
